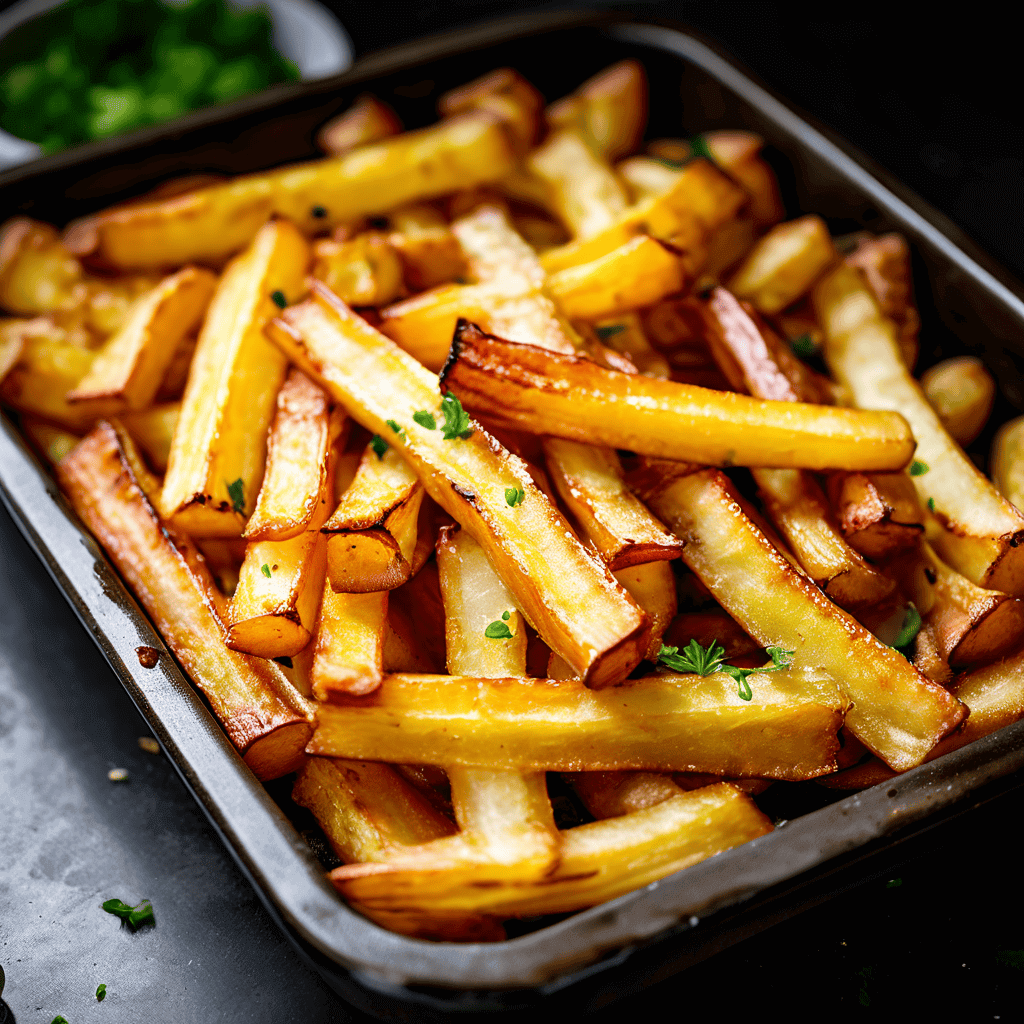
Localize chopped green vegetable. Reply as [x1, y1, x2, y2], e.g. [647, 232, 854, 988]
[505, 486, 525, 507]
[927, 497, 936, 512]
[51, 1017, 69, 1024]
[886, 878, 902, 889]
[501, 610, 510, 620]
[385, 418, 407, 440]
[226, 477, 245, 514]
[370, 434, 388, 459]
[96, 983, 107, 1000]
[689, 134, 714, 161]
[892, 604, 922, 657]
[595, 323, 626, 340]
[311, 205, 327, 219]
[910, 460, 929, 476]
[261, 563, 272, 578]
[657, 639, 793, 702]
[440, 393, 473, 440]
[271, 290, 287, 309]
[101, 897, 155, 930]
[413, 410, 437, 430]
[484, 620, 513, 639]
[790, 333, 816, 359]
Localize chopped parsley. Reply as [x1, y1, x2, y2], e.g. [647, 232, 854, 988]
[261, 563, 272, 578]
[790, 333, 816, 359]
[505, 486, 525, 507]
[385, 418, 407, 440]
[886, 878, 902, 889]
[910, 460, 929, 476]
[689, 134, 714, 162]
[653, 156, 685, 169]
[484, 619, 513, 639]
[51, 1017, 69, 1024]
[311, 205, 327, 219]
[595, 323, 626, 340]
[413, 410, 437, 430]
[96, 983, 107, 1001]
[501, 610, 510, 620]
[370, 434, 388, 459]
[657, 639, 794, 702]
[892, 604, 922, 658]
[101, 897, 155, 930]
[440, 393, 473, 440]
[226, 477, 245, 514]
[271, 290, 288, 309]
[928, 497, 936, 512]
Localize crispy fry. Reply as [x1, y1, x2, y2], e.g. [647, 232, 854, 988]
[309, 584, 388, 700]
[815, 264, 1024, 594]
[386, 204, 468, 291]
[663, 609, 762, 661]
[703, 130, 785, 228]
[992, 416, 1024, 512]
[639, 467, 965, 771]
[0, 319, 25, 385]
[311, 233, 405, 308]
[442, 322, 915, 472]
[268, 285, 648, 687]
[316, 94, 402, 156]
[59, 423, 311, 779]
[309, 668, 844, 779]
[827, 470, 924, 560]
[121, 401, 179, 473]
[65, 112, 517, 270]
[921, 355, 995, 448]
[567, 770, 684, 818]
[159, 219, 310, 536]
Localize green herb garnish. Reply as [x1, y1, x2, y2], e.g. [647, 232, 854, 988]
[910, 460, 929, 476]
[101, 897, 155, 930]
[505, 486, 525, 507]
[440, 393, 473, 440]
[370, 434, 388, 459]
[791, 333, 816, 358]
[311, 205, 327, 219]
[886, 878, 902, 889]
[927, 497, 936, 512]
[689, 134, 714, 161]
[657, 639, 794, 702]
[653, 156, 685, 169]
[892, 604, 922, 658]
[261, 563, 272, 578]
[271, 290, 287, 309]
[226, 477, 245, 514]
[484, 619, 513, 639]
[51, 1017, 69, 1024]
[385, 418, 407, 440]
[501, 610, 510, 620]
[96, 983, 107, 1001]
[595, 323, 626, 340]
[413, 410, 437, 430]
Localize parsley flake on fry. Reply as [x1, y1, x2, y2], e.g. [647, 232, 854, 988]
[413, 410, 437, 429]
[928, 497, 936, 512]
[385, 418, 407, 440]
[226, 477, 245, 515]
[689, 134, 714, 161]
[657, 640, 793, 701]
[484, 620, 513, 639]
[790, 333, 816, 358]
[261, 563, 272, 578]
[271, 290, 288, 309]
[440, 393, 473, 440]
[505, 486, 525, 507]
[370, 434, 388, 458]
[910, 460, 930, 476]
[595, 323, 626, 340]
[892, 604, 923, 658]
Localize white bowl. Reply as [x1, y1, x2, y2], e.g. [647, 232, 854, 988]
[0, 0, 353, 169]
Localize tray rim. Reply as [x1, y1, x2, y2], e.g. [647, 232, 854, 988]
[3, 7, 1024, 1009]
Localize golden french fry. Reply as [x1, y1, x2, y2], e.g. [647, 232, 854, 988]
[59, 423, 312, 780]
[815, 264, 1024, 594]
[703, 130, 785, 228]
[308, 668, 845, 779]
[0, 218, 82, 315]
[121, 401, 180, 473]
[616, 156, 682, 203]
[921, 355, 995, 448]
[160, 219, 310, 537]
[311, 233, 405, 308]
[0, 319, 25, 385]
[387, 204, 468, 291]
[827, 470, 924, 560]
[992, 416, 1024, 512]
[65, 112, 517, 271]
[316, 94, 402, 156]
[443, 322, 915, 472]
[267, 285, 648, 687]
[309, 583, 388, 700]
[640, 467, 965, 771]
[244, 371, 339, 542]
[612, 561, 677, 660]
[729, 215, 837, 315]
[67, 267, 216, 411]
[567, 770, 685, 818]
[439, 68, 544, 155]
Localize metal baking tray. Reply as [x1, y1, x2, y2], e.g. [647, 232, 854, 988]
[4, 9, 1024, 1019]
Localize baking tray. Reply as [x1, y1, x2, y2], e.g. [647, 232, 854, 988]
[4, 9, 1024, 1019]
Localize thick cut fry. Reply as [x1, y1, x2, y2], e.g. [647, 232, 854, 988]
[268, 285, 648, 687]
[67, 267, 216, 410]
[316, 94, 402, 156]
[439, 68, 544, 155]
[331, 785, 772, 917]
[567, 770, 685, 818]
[815, 264, 1024, 594]
[65, 112, 517, 270]
[312, 234, 404, 308]
[309, 668, 845, 779]
[159, 219, 310, 536]
[0, 320, 25, 385]
[587, 314, 670, 379]
[436, 525, 528, 677]
[729, 215, 836, 315]
[543, 438, 681, 569]
[827, 470, 924, 560]
[323, 442, 424, 593]
[121, 401, 179, 473]
[992, 416, 1024, 512]
[309, 584, 388, 700]
[640, 468, 965, 771]
[59, 423, 311, 779]
[442, 323, 915, 472]
[921, 355, 995, 448]
[612, 561, 677, 660]
[545, 235, 686, 321]
[245, 371, 338, 542]
[0, 218, 82, 315]
[704, 130, 785, 228]
[616, 156, 683, 203]
[386, 204, 467, 291]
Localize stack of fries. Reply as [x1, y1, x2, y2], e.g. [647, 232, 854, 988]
[4, 60, 1024, 941]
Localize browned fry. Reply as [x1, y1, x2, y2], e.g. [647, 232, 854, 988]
[311, 233, 405, 308]
[827, 470, 924, 560]
[921, 356, 995, 448]
[0, 318, 26, 385]
[703, 130, 785, 228]
[386, 205, 468, 291]
[156, 333, 196, 401]
[639, 467, 965, 771]
[268, 285, 648, 687]
[543, 438, 682, 569]
[585, 314, 670, 379]
[309, 583, 388, 700]
[308, 669, 845, 779]
[611, 561, 677, 660]
[567, 771, 685, 818]
[316, 94, 402, 156]
[439, 68, 544, 155]
[59, 423, 312, 780]
[442, 322, 916, 472]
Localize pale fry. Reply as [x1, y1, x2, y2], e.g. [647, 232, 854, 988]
[316, 94, 402, 156]
[921, 355, 995, 448]
[992, 416, 1024, 512]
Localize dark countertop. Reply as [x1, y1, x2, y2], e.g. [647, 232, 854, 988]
[3, 5, 1024, 1021]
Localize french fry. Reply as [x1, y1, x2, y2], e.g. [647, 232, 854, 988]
[567, 770, 685, 817]
[20, 417, 81, 467]
[612, 561, 677, 660]
[992, 416, 1024, 512]
[703, 130, 785, 228]
[267, 285, 649, 687]
[921, 355, 995, 448]
[639, 467, 966, 770]
[728, 215, 836, 315]
[586, 314, 670, 379]
[311, 233, 405, 308]
[160, 219, 310, 537]
[616, 156, 683, 203]
[309, 584, 388, 700]
[827, 470, 924, 560]
[323, 441, 424, 593]
[663, 609, 762, 661]
[815, 264, 1024, 594]
[543, 438, 682, 569]
[309, 667, 845, 779]
[316, 94, 402, 156]
[67, 267, 216, 411]
[59, 422, 312, 780]
[0, 319, 25, 385]
[64, 111, 518, 270]
[121, 401, 180, 473]
[442, 322, 915, 472]
[439, 68, 544, 155]
[386, 204, 468, 291]
[244, 371, 340, 542]
[0, 218, 82, 315]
